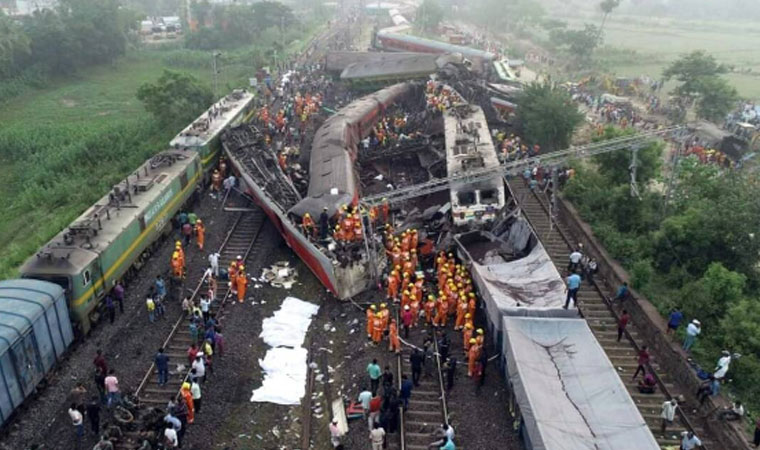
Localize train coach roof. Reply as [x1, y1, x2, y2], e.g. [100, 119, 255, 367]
[21, 150, 198, 277]
[340, 53, 443, 80]
[0, 280, 65, 354]
[170, 90, 254, 148]
[502, 316, 660, 450]
[377, 31, 496, 61]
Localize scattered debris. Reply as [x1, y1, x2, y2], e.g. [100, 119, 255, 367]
[261, 261, 298, 289]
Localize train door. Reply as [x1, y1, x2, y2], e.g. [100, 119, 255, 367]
[88, 259, 106, 300]
[9, 332, 43, 396]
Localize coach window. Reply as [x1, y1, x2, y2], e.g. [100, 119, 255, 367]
[480, 189, 498, 204]
[457, 191, 476, 206]
[83, 270, 91, 286]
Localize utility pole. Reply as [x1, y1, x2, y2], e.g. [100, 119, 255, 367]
[212, 51, 222, 98]
[629, 146, 640, 199]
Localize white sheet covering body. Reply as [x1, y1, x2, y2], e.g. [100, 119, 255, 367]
[501, 317, 659, 450]
[251, 297, 320, 405]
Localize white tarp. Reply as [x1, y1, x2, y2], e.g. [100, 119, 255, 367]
[251, 297, 319, 405]
[471, 241, 575, 334]
[502, 317, 659, 450]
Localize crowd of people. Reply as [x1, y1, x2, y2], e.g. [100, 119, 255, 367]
[425, 81, 464, 113]
[342, 228, 494, 450]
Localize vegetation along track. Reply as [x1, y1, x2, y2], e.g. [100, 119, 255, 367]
[510, 178, 712, 449]
[133, 209, 266, 410]
[393, 308, 451, 450]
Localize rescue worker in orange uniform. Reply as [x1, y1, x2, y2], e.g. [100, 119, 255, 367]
[475, 328, 485, 347]
[467, 339, 481, 377]
[463, 322, 474, 353]
[195, 219, 205, 250]
[455, 299, 468, 330]
[171, 252, 183, 278]
[175, 241, 185, 271]
[228, 261, 238, 296]
[401, 290, 411, 309]
[388, 319, 400, 353]
[381, 199, 390, 224]
[301, 213, 315, 237]
[380, 303, 390, 331]
[333, 225, 344, 242]
[236, 265, 248, 303]
[409, 296, 420, 328]
[387, 271, 400, 301]
[366, 304, 377, 339]
[424, 295, 436, 325]
[410, 229, 418, 250]
[372, 312, 383, 344]
[468, 293, 477, 316]
[181, 381, 195, 424]
[402, 257, 414, 278]
[401, 232, 411, 253]
[434, 297, 448, 327]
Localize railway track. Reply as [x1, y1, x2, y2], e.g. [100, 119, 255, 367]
[393, 317, 451, 450]
[123, 209, 266, 446]
[510, 179, 712, 449]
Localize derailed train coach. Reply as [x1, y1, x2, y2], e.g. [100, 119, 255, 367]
[375, 29, 496, 73]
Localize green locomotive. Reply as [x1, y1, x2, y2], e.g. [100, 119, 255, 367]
[20, 150, 202, 334]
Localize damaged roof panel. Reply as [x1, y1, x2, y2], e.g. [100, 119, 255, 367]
[501, 316, 659, 450]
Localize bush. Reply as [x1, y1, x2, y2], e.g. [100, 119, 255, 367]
[630, 258, 653, 290]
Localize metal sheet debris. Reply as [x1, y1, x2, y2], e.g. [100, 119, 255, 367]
[261, 261, 298, 289]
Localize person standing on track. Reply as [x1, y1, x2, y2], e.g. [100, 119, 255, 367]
[155, 348, 170, 386]
[632, 346, 650, 380]
[388, 319, 400, 354]
[236, 265, 248, 303]
[208, 252, 220, 278]
[190, 379, 202, 413]
[367, 359, 381, 396]
[181, 382, 195, 424]
[660, 398, 677, 436]
[410, 349, 423, 387]
[369, 422, 386, 450]
[617, 310, 630, 342]
[105, 294, 116, 324]
[402, 305, 413, 338]
[358, 386, 372, 422]
[564, 271, 581, 309]
[467, 339, 480, 377]
[68, 403, 84, 449]
[200, 295, 211, 323]
[86, 395, 101, 436]
[195, 219, 205, 250]
[113, 281, 125, 314]
[104, 370, 120, 407]
[400, 374, 413, 410]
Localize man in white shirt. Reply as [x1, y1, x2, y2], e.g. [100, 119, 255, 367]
[164, 426, 179, 448]
[568, 248, 582, 272]
[683, 320, 701, 351]
[660, 399, 677, 435]
[714, 351, 731, 380]
[680, 431, 702, 450]
[200, 296, 211, 323]
[208, 253, 220, 277]
[69, 404, 83, 446]
[191, 379, 202, 412]
[192, 355, 206, 383]
[357, 387, 372, 421]
[369, 423, 385, 450]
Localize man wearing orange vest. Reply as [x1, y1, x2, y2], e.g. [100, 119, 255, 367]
[236, 265, 248, 303]
[434, 297, 448, 327]
[301, 213, 315, 237]
[463, 321, 474, 353]
[371, 312, 383, 344]
[195, 219, 205, 251]
[388, 319, 400, 353]
[379, 303, 390, 331]
[171, 252, 183, 278]
[366, 304, 377, 339]
[467, 339, 481, 377]
[228, 262, 238, 296]
[424, 296, 436, 325]
[175, 242, 185, 275]
[387, 271, 400, 301]
[455, 299, 468, 331]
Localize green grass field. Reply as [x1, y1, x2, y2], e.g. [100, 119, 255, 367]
[0, 23, 325, 280]
[558, 14, 760, 100]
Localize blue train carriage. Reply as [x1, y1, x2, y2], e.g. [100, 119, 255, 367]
[0, 280, 73, 426]
[20, 150, 202, 335]
[169, 89, 255, 182]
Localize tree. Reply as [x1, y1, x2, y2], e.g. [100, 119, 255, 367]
[0, 10, 30, 77]
[515, 82, 584, 152]
[593, 126, 663, 185]
[59, 0, 128, 65]
[549, 24, 601, 62]
[416, 0, 444, 32]
[22, 9, 77, 74]
[597, 0, 621, 38]
[693, 76, 738, 122]
[136, 70, 214, 127]
[663, 50, 727, 99]
[252, 1, 295, 34]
